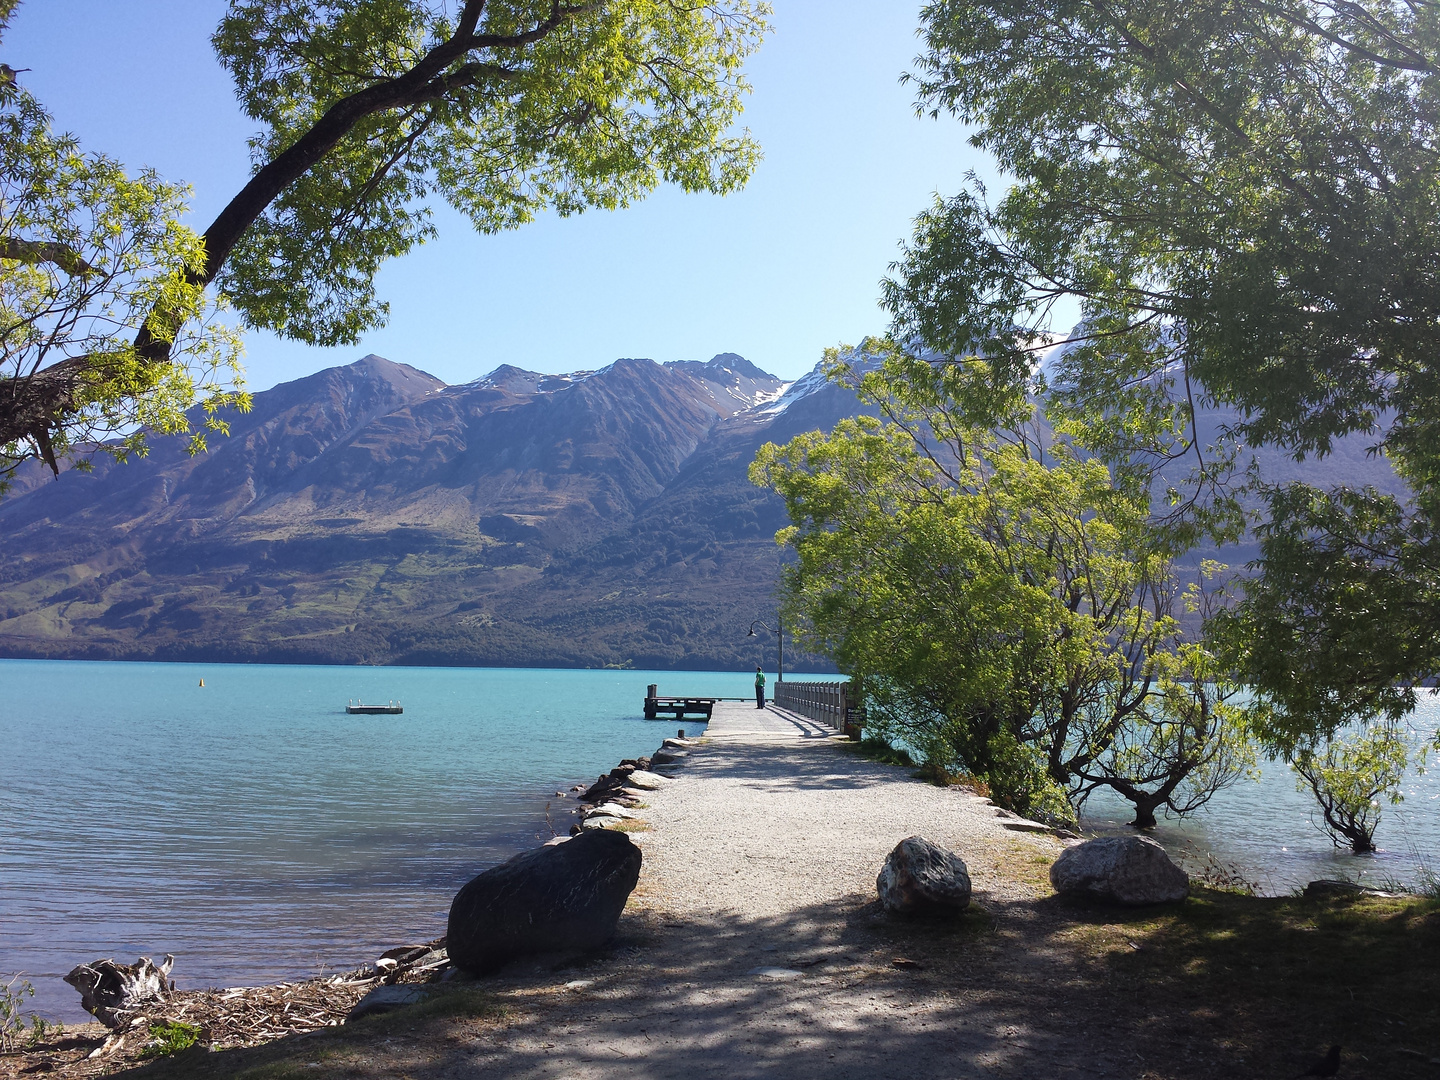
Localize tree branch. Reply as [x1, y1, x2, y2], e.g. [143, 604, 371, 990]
[467, 1, 605, 50]
[3, 0, 595, 457]
[1257, 0, 1437, 73]
[0, 237, 97, 276]
[1, 354, 89, 473]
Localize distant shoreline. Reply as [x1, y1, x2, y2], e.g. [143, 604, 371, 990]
[0, 652, 842, 675]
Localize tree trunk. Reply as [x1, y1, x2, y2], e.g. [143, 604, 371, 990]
[63, 955, 174, 1029]
[1130, 798, 1161, 829]
[1321, 804, 1377, 854]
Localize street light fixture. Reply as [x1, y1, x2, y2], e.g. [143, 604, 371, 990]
[747, 618, 783, 682]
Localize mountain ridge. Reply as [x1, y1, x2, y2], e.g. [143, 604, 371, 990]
[0, 347, 1407, 670]
[0, 351, 849, 670]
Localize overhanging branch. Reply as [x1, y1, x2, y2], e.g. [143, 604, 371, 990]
[0, 237, 97, 276]
[2, 0, 591, 461]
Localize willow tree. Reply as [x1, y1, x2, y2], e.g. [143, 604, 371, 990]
[1291, 723, 1412, 854]
[885, 0, 1440, 749]
[751, 343, 1255, 824]
[1, 0, 768, 478]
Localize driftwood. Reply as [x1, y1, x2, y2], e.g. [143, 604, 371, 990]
[58, 940, 450, 1052]
[184, 941, 449, 1048]
[151, 977, 366, 1048]
[63, 956, 174, 1030]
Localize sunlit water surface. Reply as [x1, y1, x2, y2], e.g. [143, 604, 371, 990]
[1, 660, 742, 1021]
[1081, 693, 1440, 895]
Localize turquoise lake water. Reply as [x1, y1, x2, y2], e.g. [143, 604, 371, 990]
[1, 660, 756, 1021]
[1081, 697, 1440, 897]
[2, 659, 1437, 1023]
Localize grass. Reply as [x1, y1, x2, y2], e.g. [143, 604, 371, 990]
[857, 884, 1440, 1075]
[1055, 889, 1440, 1073]
[1376, 853, 1440, 899]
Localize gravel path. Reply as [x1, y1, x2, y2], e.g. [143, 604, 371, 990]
[397, 703, 1086, 1080]
[635, 702, 1055, 915]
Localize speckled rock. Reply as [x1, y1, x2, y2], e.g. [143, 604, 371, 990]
[1049, 836, 1189, 905]
[876, 836, 971, 916]
[578, 815, 621, 830]
[624, 770, 670, 791]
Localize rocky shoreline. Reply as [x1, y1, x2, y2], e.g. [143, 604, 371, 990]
[563, 734, 694, 832]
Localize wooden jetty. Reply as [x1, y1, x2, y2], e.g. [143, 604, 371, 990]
[642, 681, 864, 734]
[643, 684, 742, 721]
[346, 700, 403, 715]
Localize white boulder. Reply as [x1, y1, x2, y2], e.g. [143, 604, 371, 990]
[1049, 836, 1189, 905]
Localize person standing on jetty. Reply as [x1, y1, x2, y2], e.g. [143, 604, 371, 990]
[755, 665, 766, 709]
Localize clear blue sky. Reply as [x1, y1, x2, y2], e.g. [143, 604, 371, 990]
[6, 1, 994, 390]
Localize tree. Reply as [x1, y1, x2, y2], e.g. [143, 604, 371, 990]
[1, 0, 768, 476]
[751, 342, 1254, 824]
[883, 0, 1440, 746]
[0, 82, 246, 482]
[1061, 637, 1255, 828]
[1291, 723, 1412, 854]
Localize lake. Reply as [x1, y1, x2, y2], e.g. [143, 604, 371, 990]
[1, 659, 750, 1021]
[1082, 696, 1440, 896]
[3, 659, 1437, 1023]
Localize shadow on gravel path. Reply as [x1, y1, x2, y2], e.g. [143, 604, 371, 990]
[119, 889, 1440, 1080]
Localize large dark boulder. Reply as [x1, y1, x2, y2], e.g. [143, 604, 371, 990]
[1049, 836, 1189, 905]
[876, 836, 972, 916]
[447, 829, 643, 974]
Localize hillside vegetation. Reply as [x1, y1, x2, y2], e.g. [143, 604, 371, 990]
[0, 352, 858, 670]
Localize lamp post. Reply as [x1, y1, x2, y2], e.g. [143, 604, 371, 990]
[747, 619, 783, 682]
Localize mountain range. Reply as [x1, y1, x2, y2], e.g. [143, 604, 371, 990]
[0, 352, 864, 670]
[0, 345, 1407, 670]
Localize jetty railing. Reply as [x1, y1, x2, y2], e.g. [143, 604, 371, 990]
[773, 679, 863, 735]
